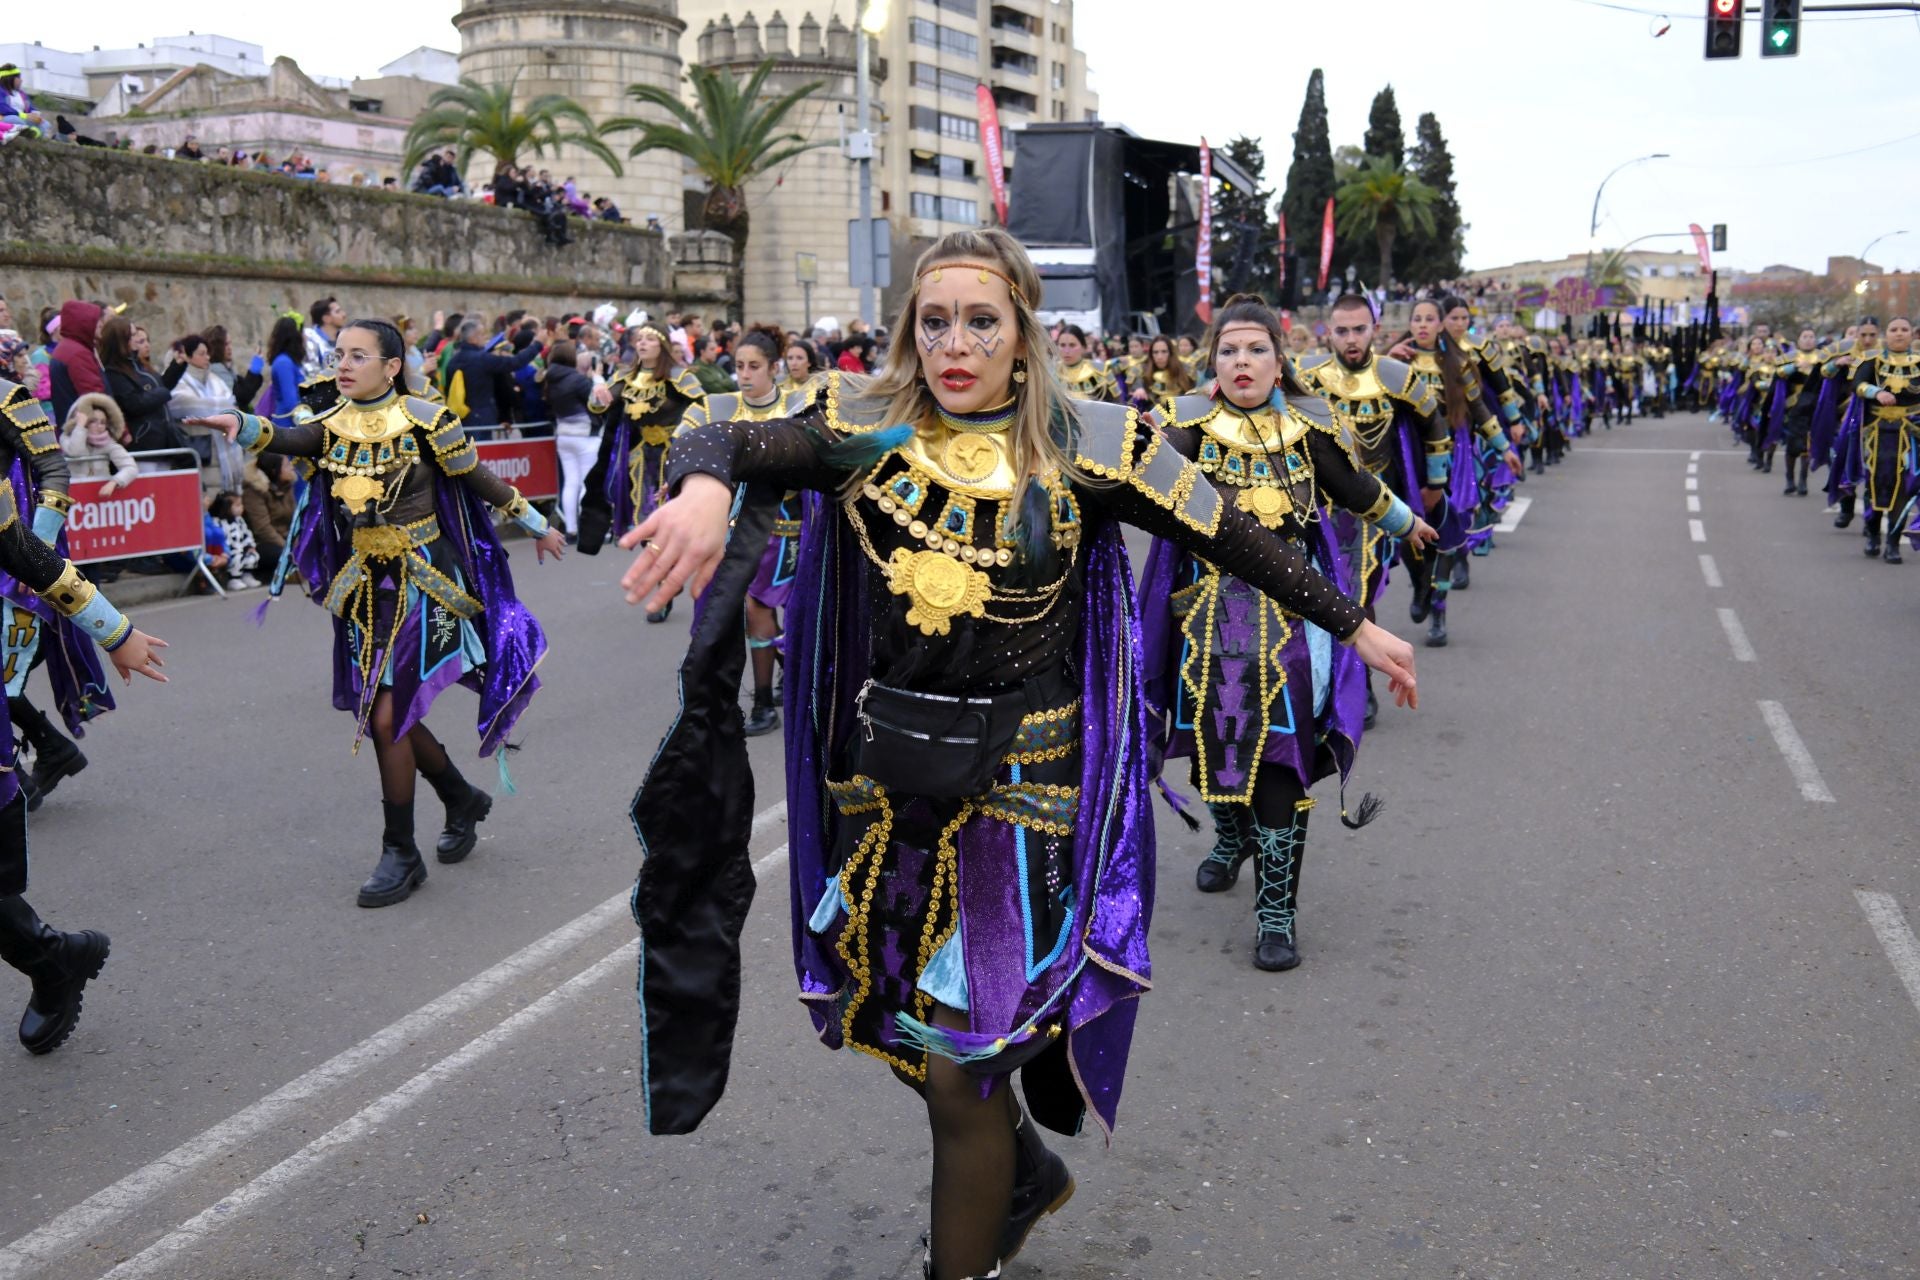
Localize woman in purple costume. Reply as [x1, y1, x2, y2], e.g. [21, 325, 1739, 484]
[192, 320, 562, 908]
[617, 232, 1419, 1280]
[1140, 295, 1435, 977]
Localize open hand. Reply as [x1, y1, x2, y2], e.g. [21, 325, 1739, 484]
[535, 528, 566, 562]
[1504, 450, 1524, 474]
[1879, 391, 1898, 406]
[1407, 516, 1439, 548]
[1346, 619, 1417, 710]
[110, 630, 169, 685]
[617, 473, 733, 611]
[183, 413, 243, 442]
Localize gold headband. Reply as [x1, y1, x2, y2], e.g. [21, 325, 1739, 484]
[916, 261, 1026, 305]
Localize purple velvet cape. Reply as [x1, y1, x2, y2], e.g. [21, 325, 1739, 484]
[1138, 502, 1368, 798]
[628, 482, 1157, 1138]
[0, 455, 114, 738]
[270, 468, 545, 756]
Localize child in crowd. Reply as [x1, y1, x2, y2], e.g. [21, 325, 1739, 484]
[204, 492, 260, 591]
[61, 394, 140, 496]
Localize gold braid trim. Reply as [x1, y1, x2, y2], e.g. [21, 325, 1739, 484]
[41, 562, 95, 617]
[38, 491, 76, 516]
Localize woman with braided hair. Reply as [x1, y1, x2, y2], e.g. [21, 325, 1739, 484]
[187, 318, 564, 908]
[619, 233, 1419, 1279]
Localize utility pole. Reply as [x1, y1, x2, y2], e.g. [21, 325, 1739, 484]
[852, 0, 884, 330]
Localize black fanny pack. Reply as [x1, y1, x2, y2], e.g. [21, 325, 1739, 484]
[852, 679, 1045, 800]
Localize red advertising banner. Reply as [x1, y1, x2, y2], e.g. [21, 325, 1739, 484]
[1317, 196, 1336, 293]
[1689, 222, 1712, 274]
[1276, 212, 1288, 289]
[476, 438, 560, 503]
[976, 85, 1009, 226]
[65, 470, 205, 565]
[1195, 137, 1213, 326]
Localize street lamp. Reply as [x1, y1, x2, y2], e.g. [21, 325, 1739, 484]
[852, 0, 888, 330]
[1856, 230, 1909, 301]
[1586, 153, 1670, 282]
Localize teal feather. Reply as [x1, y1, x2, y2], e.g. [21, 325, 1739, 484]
[811, 423, 913, 471]
[496, 744, 520, 797]
[1002, 476, 1059, 590]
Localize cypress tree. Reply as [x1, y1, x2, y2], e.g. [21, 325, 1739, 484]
[1281, 69, 1340, 294]
[1363, 86, 1405, 171]
[1403, 110, 1465, 283]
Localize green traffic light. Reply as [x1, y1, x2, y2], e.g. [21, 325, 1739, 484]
[1769, 27, 1791, 46]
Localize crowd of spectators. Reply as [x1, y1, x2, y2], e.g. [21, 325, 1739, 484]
[0, 283, 903, 594]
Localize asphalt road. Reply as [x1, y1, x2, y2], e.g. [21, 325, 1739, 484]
[2, 410, 1917, 1280]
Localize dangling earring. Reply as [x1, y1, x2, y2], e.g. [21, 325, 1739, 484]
[1012, 359, 1028, 385]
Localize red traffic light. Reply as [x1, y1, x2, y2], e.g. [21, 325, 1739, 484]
[1712, 0, 1738, 12]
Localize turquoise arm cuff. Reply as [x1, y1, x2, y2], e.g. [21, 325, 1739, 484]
[514, 505, 550, 538]
[1425, 453, 1451, 486]
[1486, 428, 1512, 453]
[1373, 493, 1415, 540]
[235, 413, 269, 452]
[32, 506, 64, 545]
[72, 589, 133, 651]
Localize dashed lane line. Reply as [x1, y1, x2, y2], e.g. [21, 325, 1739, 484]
[1686, 476, 1698, 491]
[1699, 554, 1723, 588]
[1855, 891, 1920, 1024]
[1717, 608, 1756, 662]
[0, 805, 790, 1280]
[1689, 519, 1706, 542]
[1687, 495, 1702, 513]
[1757, 701, 1836, 803]
[1493, 495, 1532, 534]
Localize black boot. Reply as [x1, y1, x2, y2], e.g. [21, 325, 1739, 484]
[1251, 812, 1307, 972]
[1886, 530, 1905, 565]
[743, 687, 780, 738]
[1834, 492, 1856, 529]
[996, 1106, 1074, 1264]
[1449, 557, 1470, 591]
[1797, 457, 1810, 496]
[1408, 564, 1432, 624]
[421, 762, 490, 865]
[645, 602, 672, 624]
[0, 895, 109, 1055]
[1196, 802, 1252, 893]
[358, 801, 427, 908]
[1363, 678, 1378, 731]
[1425, 596, 1449, 648]
[1761, 447, 1774, 474]
[10, 698, 85, 814]
[1864, 513, 1883, 558]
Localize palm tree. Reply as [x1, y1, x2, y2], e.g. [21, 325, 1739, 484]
[605, 62, 825, 315]
[1334, 156, 1438, 295]
[402, 72, 621, 181]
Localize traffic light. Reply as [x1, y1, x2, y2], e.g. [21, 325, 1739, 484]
[1712, 223, 1727, 253]
[1704, 0, 1742, 59]
[1762, 0, 1801, 56]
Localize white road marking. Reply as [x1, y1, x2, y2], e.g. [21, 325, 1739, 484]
[1581, 447, 1742, 456]
[1690, 450, 1701, 460]
[1, 804, 790, 1280]
[1687, 462, 1699, 476]
[1686, 476, 1699, 491]
[1699, 554, 1723, 588]
[1757, 701, 1836, 803]
[98, 943, 638, 1280]
[1717, 608, 1756, 662]
[1493, 495, 1533, 533]
[1687, 494, 1702, 513]
[1689, 519, 1706, 542]
[1855, 891, 1920, 1022]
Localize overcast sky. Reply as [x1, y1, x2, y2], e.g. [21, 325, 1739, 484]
[18, 0, 1918, 276]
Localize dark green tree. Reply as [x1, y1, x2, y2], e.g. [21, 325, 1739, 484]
[1401, 111, 1466, 284]
[1214, 135, 1278, 299]
[1363, 85, 1405, 170]
[1280, 69, 1344, 292]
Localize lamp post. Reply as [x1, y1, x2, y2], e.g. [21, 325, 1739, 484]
[1586, 153, 1670, 282]
[1856, 230, 1909, 298]
[853, 0, 888, 330]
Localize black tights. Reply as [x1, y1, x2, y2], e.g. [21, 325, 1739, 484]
[367, 691, 450, 808]
[745, 599, 780, 696]
[893, 1004, 1016, 1279]
[1250, 762, 1309, 827]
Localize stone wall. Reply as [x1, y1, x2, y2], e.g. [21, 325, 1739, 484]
[0, 142, 726, 344]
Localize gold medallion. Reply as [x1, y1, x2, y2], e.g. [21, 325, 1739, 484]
[943, 433, 1000, 483]
[334, 473, 384, 515]
[1238, 485, 1292, 528]
[886, 547, 991, 635]
[1887, 375, 1910, 395]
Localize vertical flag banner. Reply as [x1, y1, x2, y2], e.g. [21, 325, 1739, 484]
[1317, 196, 1336, 293]
[1689, 222, 1712, 274]
[1195, 137, 1213, 325]
[976, 86, 1009, 225]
